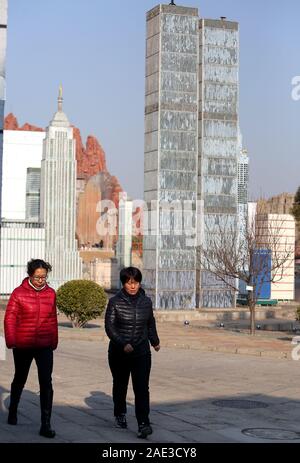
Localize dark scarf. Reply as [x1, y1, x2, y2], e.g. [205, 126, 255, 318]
[121, 287, 142, 306]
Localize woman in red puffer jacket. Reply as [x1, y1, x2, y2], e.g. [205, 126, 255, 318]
[4, 259, 58, 438]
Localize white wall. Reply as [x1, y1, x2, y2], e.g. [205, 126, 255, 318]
[269, 214, 295, 301]
[248, 202, 257, 230]
[1, 130, 45, 220]
[256, 213, 295, 301]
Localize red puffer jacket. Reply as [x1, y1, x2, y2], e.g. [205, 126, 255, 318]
[4, 278, 58, 350]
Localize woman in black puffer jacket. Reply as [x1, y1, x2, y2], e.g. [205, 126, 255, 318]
[105, 267, 160, 439]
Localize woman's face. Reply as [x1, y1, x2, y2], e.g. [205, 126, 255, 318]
[124, 278, 140, 296]
[30, 268, 48, 289]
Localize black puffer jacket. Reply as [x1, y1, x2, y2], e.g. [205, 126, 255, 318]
[105, 288, 160, 356]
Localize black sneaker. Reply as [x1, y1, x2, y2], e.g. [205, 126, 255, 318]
[137, 423, 153, 439]
[115, 414, 127, 429]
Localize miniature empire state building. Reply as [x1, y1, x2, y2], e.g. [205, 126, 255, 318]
[40, 87, 82, 289]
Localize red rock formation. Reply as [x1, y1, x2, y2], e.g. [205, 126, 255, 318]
[110, 176, 123, 208]
[73, 133, 123, 247]
[77, 178, 103, 247]
[71, 131, 123, 247]
[73, 127, 86, 174]
[76, 172, 123, 248]
[85, 135, 107, 174]
[20, 122, 44, 132]
[4, 113, 43, 131]
[72, 127, 108, 178]
[4, 113, 19, 130]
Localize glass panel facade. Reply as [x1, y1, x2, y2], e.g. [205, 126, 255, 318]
[199, 19, 239, 307]
[25, 167, 41, 221]
[144, 6, 199, 309]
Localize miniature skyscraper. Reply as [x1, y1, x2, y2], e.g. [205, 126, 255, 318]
[198, 17, 239, 308]
[143, 4, 199, 309]
[143, 4, 239, 309]
[40, 87, 82, 289]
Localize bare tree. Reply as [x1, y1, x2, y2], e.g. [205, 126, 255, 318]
[198, 214, 295, 335]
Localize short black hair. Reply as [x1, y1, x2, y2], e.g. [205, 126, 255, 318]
[120, 267, 142, 285]
[27, 259, 52, 277]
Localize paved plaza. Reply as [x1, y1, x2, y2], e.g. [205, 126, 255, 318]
[1, 315, 300, 443]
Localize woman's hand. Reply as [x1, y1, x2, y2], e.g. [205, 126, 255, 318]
[153, 344, 160, 352]
[124, 343, 134, 353]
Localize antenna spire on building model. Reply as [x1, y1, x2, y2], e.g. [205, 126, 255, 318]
[58, 84, 63, 112]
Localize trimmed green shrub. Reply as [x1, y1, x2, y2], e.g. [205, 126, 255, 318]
[296, 306, 300, 322]
[56, 280, 107, 328]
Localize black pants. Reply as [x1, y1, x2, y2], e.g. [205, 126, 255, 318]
[10, 347, 53, 413]
[108, 350, 151, 425]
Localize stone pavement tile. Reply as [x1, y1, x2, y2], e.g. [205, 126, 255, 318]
[159, 410, 217, 428]
[145, 428, 196, 444]
[82, 425, 143, 444]
[11, 411, 37, 425]
[248, 394, 289, 405]
[177, 429, 238, 443]
[150, 407, 202, 431]
[216, 426, 300, 444]
[0, 423, 65, 443]
[271, 399, 300, 409]
[150, 416, 202, 433]
[210, 427, 260, 443]
[50, 410, 76, 424]
[197, 421, 239, 431]
[69, 407, 114, 422]
[268, 417, 300, 430]
[264, 389, 300, 401]
[0, 425, 19, 442]
[52, 406, 105, 427]
[0, 404, 39, 426]
[205, 408, 270, 426]
[82, 390, 114, 402]
[264, 407, 300, 423]
[53, 422, 102, 443]
[83, 404, 114, 414]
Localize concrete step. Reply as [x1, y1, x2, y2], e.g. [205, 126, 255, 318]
[154, 305, 299, 322]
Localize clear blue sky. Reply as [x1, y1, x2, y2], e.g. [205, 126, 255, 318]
[5, 0, 300, 201]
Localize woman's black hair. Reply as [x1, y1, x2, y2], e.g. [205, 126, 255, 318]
[120, 267, 142, 285]
[27, 259, 52, 276]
